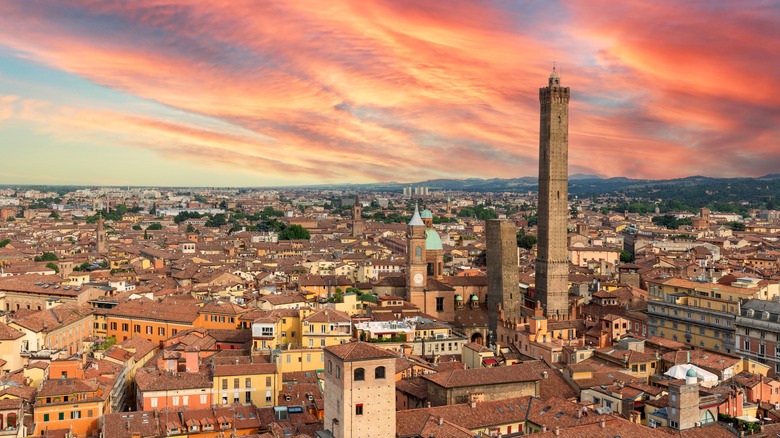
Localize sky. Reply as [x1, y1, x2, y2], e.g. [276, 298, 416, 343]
[1, 1, 779, 187]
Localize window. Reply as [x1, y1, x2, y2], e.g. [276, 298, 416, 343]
[59, 412, 64, 421]
[110, 322, 117, 330]
[375, 366, 386, 379]
[745, 339, 750, 351]
[436, 297, 444, 312]
[146, 326, 152, 335]
[44, 414, 49, 422]
[261, 326, 273, 336]
[159, 327, 165, 336]
[172, 396, 179, 406]
[354, 368, 365, 381]
[151, 398, 158, 408]
[336, 366, 341, 378]
[234, 378, 240, 389]
[200, 395, 208, 404]
[134, 324, 141, 333]
[172, 329, 178, 335]
[222, 379, 228, 390]
[355, 404, 364, 415]
[246, 378, 251, 388]
[246, 392, 252, 403]
[266, 391, 272, 402]
[183, 396, 188, 405]
[328, 360, 332, 373]
[122, 323, 129, 332]
[266, 377, 272, 386]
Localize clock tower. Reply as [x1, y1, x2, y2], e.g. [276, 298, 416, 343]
[406, 204, 427, 299]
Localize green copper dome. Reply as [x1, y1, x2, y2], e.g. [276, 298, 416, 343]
[420, 209, 433, 219]
[425, 229, 443, 251]
[686, 368, 697, 378]
[455, 294, 463, 301]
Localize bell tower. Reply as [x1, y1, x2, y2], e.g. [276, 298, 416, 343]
[406, 205, 427, 299]
[536, 67, 570, 318]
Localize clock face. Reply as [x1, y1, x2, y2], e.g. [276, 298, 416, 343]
[414, 273, 423, 285]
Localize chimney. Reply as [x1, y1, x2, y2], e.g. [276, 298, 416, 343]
[541, 426, 547, 433]
[600, 419, 606, 428]
[426, 402, 431, 408]
[553, 426, 560, 436]
[576, 408, 582, 419]
[438, 417, 443, 426]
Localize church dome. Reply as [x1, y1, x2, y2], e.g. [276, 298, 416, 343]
[686, 368, 697, 378]
[420, 209, 433, 219]
[425, 229, 443, 251]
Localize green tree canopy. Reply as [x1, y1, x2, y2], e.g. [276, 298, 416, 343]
[34, 252, 58, 262]
[146, 223, 163, 230]
[279, 224, 311, 240]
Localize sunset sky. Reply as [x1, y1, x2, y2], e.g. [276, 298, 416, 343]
[1, 1, 778, 187]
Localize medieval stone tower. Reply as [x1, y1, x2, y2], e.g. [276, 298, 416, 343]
[351, 195, 364, 237]
[96, 214, 107, 253]
[486, 219, 520, 343]
[535, 68, 570, 318]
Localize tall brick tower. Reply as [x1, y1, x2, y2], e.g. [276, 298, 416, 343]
[351, 195, 364, 237]
[96, 213, 107, 254]
[486, 219, 520, 342]
[535, 68, 570, 318]
[406, 205, 427, 300]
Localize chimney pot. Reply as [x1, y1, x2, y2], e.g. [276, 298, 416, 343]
[600, 419, 606, 428]
[553, 426, 560, 436]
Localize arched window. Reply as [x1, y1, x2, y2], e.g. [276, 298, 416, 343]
[415, 246, 422, 260]
[375, 366, 386, 379]
[336, 366, 341, 379]
[354, 368, 365, 381]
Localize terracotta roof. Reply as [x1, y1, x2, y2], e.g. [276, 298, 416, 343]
[423, 363, 540, 388]
[324, 341, 397, 361]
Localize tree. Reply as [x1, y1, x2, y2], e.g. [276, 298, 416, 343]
[49, 211, 60, 219]
[517, 233, 537, 250]
[146, 223, 163, 230]
[725, 221, 745, 231]
[279, 224, 310, 240]
[132, 225, 142, 231]
[6, 217, 14, 222]
[620, 250, 633, 263]
[186, 224, 196, 233]
[46, 262, 59, 273]
[205, 214, 227, 228]
[34, 252, 58, 262]
[0, 238, 10, 248]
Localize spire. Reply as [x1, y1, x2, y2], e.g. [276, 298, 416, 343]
[548, 65, 561, 87]
[408, 203, 424, 226]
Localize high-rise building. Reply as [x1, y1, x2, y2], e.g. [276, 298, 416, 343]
[535, 68, 570, 318]
[486, 219, 520, 342]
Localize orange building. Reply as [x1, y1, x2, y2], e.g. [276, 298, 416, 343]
[33, 378, 108, 438]
[135, 366, 213, 412]
[105, 296, 199, 345]
[197, 300, 247, 329]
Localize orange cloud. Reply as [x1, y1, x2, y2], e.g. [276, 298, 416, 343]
[0, 1, 778, 184]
